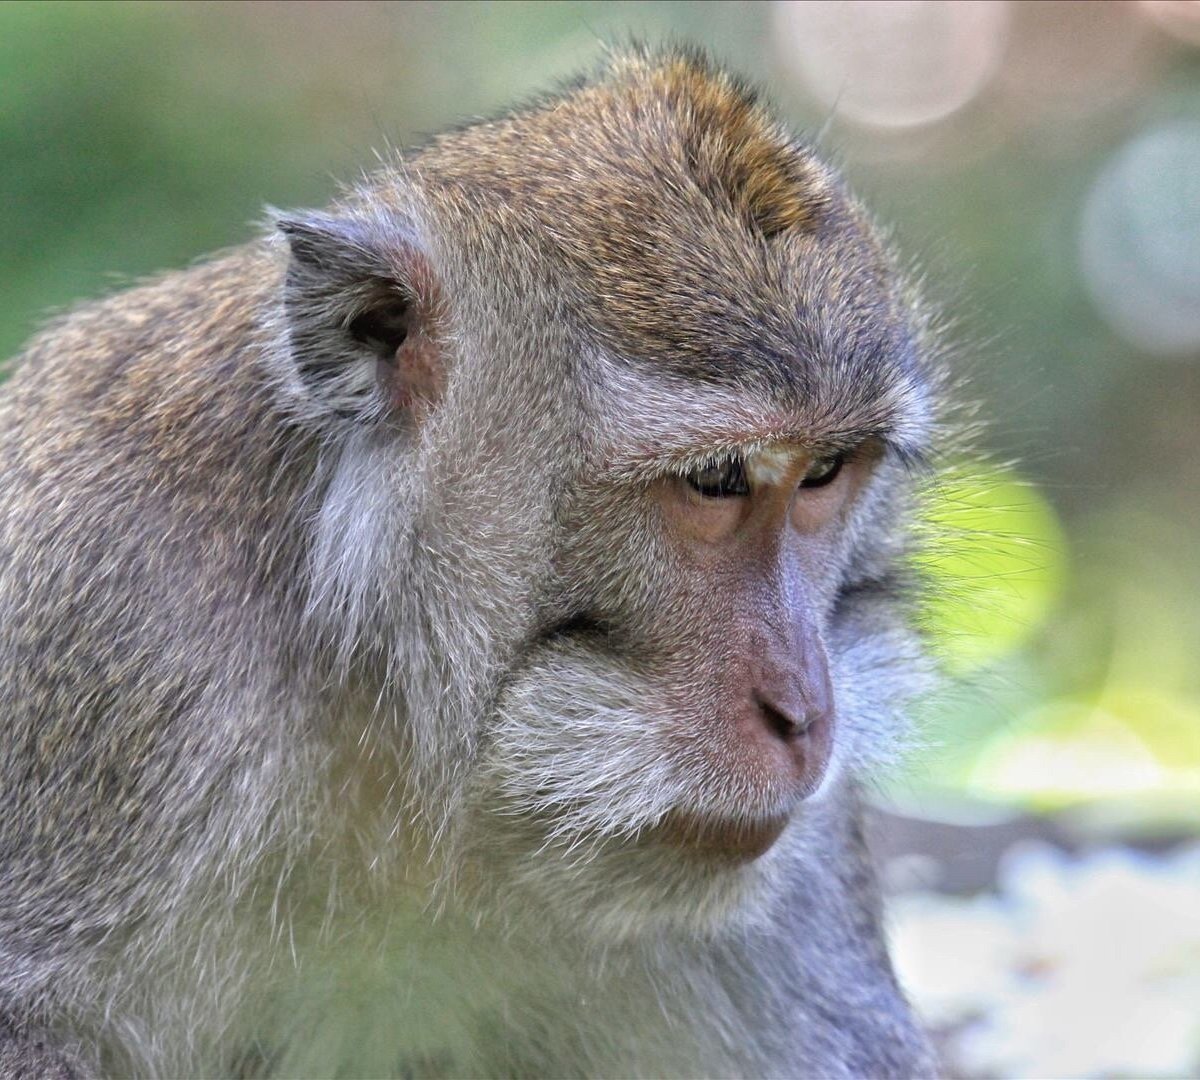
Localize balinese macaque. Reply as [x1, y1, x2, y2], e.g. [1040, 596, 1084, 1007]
[0, 47, 941, 1078]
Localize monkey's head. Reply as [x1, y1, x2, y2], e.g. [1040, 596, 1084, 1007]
[278, 49, 938, 939]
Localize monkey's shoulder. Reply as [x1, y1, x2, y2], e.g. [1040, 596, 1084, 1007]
[2, 244, 286, 427]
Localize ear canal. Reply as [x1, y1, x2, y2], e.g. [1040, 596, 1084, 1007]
[277, 209, 444, 426]
[349, 300, 412, 359]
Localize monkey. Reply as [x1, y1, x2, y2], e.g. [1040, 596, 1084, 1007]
[0, 46, 945, 1079]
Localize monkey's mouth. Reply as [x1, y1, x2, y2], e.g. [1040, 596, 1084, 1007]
[645, 809, 789, 863]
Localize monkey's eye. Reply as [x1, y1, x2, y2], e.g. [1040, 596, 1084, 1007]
[799, 452, 845, 489]
[686, 456, 750, 498]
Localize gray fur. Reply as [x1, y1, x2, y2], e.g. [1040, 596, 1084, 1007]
[0, 48, 941, 1078]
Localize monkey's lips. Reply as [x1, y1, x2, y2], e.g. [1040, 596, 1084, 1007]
[648, 810, 790, 862]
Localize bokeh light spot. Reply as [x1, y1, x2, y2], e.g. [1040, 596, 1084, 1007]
[1139, 0, 1200, 45]
[968, 691, 1200, 808]
[970, 702, 1166, 807]
[1080, 122, 1200, 356]
[772, 0, 1010, 129]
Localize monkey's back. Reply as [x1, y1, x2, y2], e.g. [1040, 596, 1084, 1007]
[0, 248, 314, 1008]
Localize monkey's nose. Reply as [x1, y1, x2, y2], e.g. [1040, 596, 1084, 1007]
[754, 693, 809, 742]
[751, 689, 834, 798]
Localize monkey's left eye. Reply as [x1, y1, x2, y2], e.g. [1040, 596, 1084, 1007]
[799, 452, 845, 489]
[686, 456, 750, 498]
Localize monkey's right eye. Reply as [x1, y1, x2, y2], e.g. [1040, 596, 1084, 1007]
[685, 456, 750, 498]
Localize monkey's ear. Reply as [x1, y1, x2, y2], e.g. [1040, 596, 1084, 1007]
[276, 210, 446, 425]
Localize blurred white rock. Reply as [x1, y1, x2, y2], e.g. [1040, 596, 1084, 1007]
[887, 840, 1200, 1077]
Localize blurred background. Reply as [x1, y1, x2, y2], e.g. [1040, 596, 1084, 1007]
[2, 2, 1198, 1075]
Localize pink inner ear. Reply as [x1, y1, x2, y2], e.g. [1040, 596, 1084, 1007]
[377, 246, 447, 419]
[388, 328, 446, 416]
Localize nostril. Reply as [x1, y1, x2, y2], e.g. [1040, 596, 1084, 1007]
[757, 696, 804, 742]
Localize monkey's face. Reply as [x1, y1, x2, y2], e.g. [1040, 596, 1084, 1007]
[461, 348, 929, 939]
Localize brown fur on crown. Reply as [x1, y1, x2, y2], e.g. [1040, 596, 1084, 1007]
[396, 46, 904, 397]
[415, 46, 834, 235]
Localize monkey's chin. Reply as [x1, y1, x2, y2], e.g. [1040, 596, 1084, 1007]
[645, 810, 790, 863]
[462, 815, 790, 944]
[568, 836, 787, 942]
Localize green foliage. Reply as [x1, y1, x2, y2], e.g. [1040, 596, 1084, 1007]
[920, 464, 1067, 674]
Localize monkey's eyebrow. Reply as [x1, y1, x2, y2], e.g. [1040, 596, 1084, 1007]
[588, 368, 932, 483]
[595, 426, 921, 485]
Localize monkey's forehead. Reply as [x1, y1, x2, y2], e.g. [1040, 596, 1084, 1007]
[582, 342, 933, 479]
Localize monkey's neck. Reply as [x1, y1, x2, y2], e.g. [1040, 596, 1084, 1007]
[218, 874, 727, 1079]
